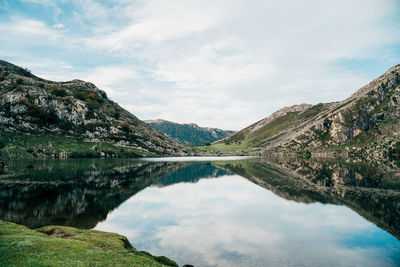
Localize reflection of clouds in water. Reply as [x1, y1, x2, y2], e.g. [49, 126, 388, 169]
[95, 175, 399, 267]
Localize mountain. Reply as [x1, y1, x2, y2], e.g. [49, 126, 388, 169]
[145, 119, 235, 146]
[0, 59, 190, 159]
[215, 65, 400, 161]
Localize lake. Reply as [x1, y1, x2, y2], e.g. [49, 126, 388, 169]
[1, 157, 399, 266]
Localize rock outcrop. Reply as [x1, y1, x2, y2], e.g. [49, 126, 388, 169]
[0, 59, 190, 157]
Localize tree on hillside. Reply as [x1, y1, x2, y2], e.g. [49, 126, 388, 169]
[0, 137, 6, 173]
[0, 138, 5, 149]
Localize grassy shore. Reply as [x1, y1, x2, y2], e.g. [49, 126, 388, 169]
[0, 220, 178, 267]
[0, 131, 153, 162]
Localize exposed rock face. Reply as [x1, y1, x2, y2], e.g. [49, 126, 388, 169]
[145, 119, 235, 146]
[219, 65, 400, 160]
[0, 59, 190, 156]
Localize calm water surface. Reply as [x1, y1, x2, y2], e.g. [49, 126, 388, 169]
[1, 157, 399, 266]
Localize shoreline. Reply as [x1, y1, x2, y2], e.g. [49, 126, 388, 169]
[0, 220, 179, 267]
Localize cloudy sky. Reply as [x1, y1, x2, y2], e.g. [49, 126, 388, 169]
[0, 0, 399, 130]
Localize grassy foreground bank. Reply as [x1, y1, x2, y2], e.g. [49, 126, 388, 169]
[0, 220, 177, 267]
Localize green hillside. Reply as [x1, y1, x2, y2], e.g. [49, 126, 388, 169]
[146, 119, 235, 146]
[203, 65, 400, 160]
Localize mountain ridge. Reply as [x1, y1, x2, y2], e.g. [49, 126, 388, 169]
[213, 65, 400, 161]
[145, 119, 235, 146]
[0, 59, 191, 159]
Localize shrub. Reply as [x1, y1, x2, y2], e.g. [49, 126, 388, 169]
[74, 91, 87, 101]
[86, 109, 95, 119]
[28, 104, 59, 125]
[8, 83, 23, 91]
[40, 109, 58, 124]
[16, 78, 23, 84]
[27, 103, 40, 117]
[121, 121, 130, 132]
[38, 83, 45, 88]
[70, 151, 100, 158]
[113, 111, 121, 119]
[85, 98, 100, 110]
[0, 137, 6, 149]
[99, 90, 107, 99]
[88, 92, 96, 98]
[58, 120, 74, 131]
[0, 162, 4, 174]
[0, 74, 4, 81]
[19, 98, 29, 105]
[25, 93, 33, 101]
[51, 86, 67, 97]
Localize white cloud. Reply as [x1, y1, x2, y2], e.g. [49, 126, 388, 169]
[20, 0, 55, 5]
[1, 0, 399, 129]
[9, 19, 59, 37]
[83, 65, 140, 95]
[52, 23, 64, 29]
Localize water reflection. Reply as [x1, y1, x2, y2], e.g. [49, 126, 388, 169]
[96, 175, 399, 267]
[0, 159, 186, 228]
[217, 158, 400, 240]
[0, 157, 399, 266]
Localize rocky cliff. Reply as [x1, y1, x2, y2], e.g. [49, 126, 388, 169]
[0, 60, 190, 158]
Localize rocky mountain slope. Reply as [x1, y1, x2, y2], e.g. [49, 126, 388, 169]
[145, 119, 235, 146]
[217, 65, 400, 160]
[0, 59, 190, 158]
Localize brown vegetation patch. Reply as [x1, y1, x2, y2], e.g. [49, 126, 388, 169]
[40, 227, 72, 238]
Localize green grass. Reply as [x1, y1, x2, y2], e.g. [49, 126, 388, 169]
[381, 116, 400, 125]
[0, 220, 177, 267]
[197, 111, 305, 155]
[0, 131, 152, 161]
[246, 112, 300, 144]
[195, 111, 315, 155]
[194, 142, 256, 155]
[297, 103, 325, 120]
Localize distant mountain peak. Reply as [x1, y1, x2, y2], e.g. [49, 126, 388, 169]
[146, 119, 235, 146]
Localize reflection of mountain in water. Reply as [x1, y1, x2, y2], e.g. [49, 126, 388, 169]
[151, 163, 232, 187]
[1, 157, 400, 240]
[215, 158, 400, 240]
[0, 160, 229, 229]
[0, 160, 185, 229]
